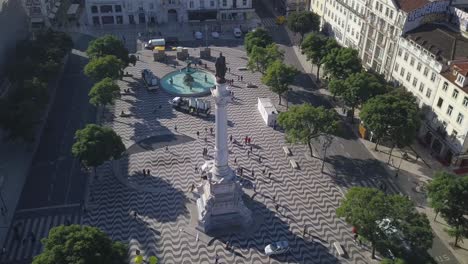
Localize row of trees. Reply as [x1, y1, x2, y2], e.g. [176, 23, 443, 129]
[0, 30, 73, 141]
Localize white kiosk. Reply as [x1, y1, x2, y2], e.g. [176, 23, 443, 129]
[257, 98, 278, 127]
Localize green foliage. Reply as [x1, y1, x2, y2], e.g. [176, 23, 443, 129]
[337, 187, 433, 260]
[37, 60, 61, 82]
[86, 35, 130, 66]
[301, 33, 339, 81]
[323, 47, 361, 79]
[336, 71, 389, 119]
[261, 60, 298, 104]
[244, 28, 273, 54]
[32, 225, 127, 264]
[381, 258, 406, 264]
[88, 77, 121, 107]
[277, 104, 339, 157]
[427, 172, 468, 247]
[71, 124, 126, 168]
[247, 44, 284, 73]
[287, 11, 320, 39]
[360, 89, 420, 148]
[84, 55, 123, 81]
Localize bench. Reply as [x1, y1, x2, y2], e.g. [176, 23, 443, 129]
[283, 146, 292, 156]
[289, 159, 299, 169]
[333, 242, 345, 257]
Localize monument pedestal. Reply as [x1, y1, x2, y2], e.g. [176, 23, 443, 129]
[196, 80, 251, 234]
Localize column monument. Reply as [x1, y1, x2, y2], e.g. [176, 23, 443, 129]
[196, 53, 252, 233]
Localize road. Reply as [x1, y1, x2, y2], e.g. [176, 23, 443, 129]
[255, 0, 459, 263]
[0, 33, 97, 264]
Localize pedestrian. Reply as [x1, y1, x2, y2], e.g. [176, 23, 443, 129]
[133, 211, 138, 219]
[248, 137, 252, 144]
[273, 194, 276, 202]
[229, 135, 233, 142]
[303, 226, 307, 236]
[197, 131, 200, 138]
[205, 127, 208, 134]
[174, 125, 177, 132]
[215, 253, 219, 264]
[165, 145, 169, 151]
[251, 170, 255, 178]
[247, 150, 250, 157]
[395, 172, 399, 178]
[143, 169, 146, 176]
[234, 157, 237, 164]
[210, 127, 213, 135]
[268, 172, 272, 179]
[195, 166, 198, 173]
[253, 183, 257, 192]
[275, 204, 279, 211]
[147, 169, 151, 176]
[354, 233, 359, 242]
[241, 75, 243, 81]
[244, 136, 248, 145]
[205, 74, 208, 82]
[262, 168, 266, 175]
[228, 67, 231, 73]
[240, 167, 243, 176]
[250, 146, 253, 152]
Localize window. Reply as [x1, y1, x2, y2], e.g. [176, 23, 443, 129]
[100, 5, 112, 13]
[210, 0, 215, 6]
[91, 6, 98, 13]
[463, 96, 468, 107]
[453, 90, 459, 99]
[394, 63, 399, 72]
[243, 0, 247, 5]
[190, 1, 194, 8]
[426, 88, 432, 98]
[410, 57, 415, 66]
[447, 105, 453, 116]
[437, 97, 444, 108]
[457, 74, 465, 83]
[404, 52, 408, 61]
[115, 5, 122, 12]
[406, 72, 411, 82]
[398, 49, 402, 57]
[451, 130, 458, 140]
[457, 113, 464, 124]
[400, 68, 405, 77]
[416, 62, 422, 71]
[412, 77, 418, 87]
[423, 67, 429, 76]
[390, 10, 394, 19]
[222, 0, 227, 6]
[419, 83, 425, 92]
[430, 72, 436, 82]
[442, 82, 448, 91]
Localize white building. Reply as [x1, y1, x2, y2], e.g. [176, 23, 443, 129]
[86, 0, 254, 25]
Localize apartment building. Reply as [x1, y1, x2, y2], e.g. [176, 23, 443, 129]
[274, 0, 310, 15]
[22, 0, 63, 26]
[86, 0, 253, 25]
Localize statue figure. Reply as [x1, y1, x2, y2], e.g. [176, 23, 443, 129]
[215, 52, 227, 83]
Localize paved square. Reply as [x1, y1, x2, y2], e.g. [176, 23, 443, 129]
[83, 47, 370, 263]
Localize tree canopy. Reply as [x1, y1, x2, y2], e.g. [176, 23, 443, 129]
[360, 89, 420, 148]
[427, 172, 468, 247]
[330, 71, 388, 121]
[86, 35, 130, 66]
[88, 77, 121, 107]
[244, 28, 273, 54]
[32, 225, 127, 264]
[261, 60, 298, 105]
[84, 55, 123, 81]
[301, 33, 339, 81]
[323, 47, 361, 80]
[287, 11, 320, 40]
[337, 187, 433, 261]
[71, 124, 126, 168]
[277, 104, 339, 157]
[247, 43, 284, 73]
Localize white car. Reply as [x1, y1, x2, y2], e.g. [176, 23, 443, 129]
[233, 28, 242, 38]
[194, 31, 203, 39]
[211, 31, 220, 39]
[264, 241, 289, 256]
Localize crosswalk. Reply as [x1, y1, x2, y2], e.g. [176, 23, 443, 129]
[1, 208, 82, 264]
[261, 18, 280, 28]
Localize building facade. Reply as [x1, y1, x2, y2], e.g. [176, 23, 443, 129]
[86, 0, 254, 25]
[22, 0, 62, 27]
[275, 0, 310, 15]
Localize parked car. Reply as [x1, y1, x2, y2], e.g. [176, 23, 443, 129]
[195, 31, 203, 39]
[264, 241, 289, 256]
[211, 31, 220, 39]
[233, 28, 242, 38]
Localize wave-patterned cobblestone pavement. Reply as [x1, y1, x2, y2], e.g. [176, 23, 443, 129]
[83, 47, 381, 263]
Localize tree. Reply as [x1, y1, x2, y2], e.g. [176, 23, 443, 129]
[381, 258, 406, 264]
[84, 55, 123, 81]
[86, 35, 130, 66]
[88, 77, 121, 107]
[360, 90, 420, 150]
[244, 28, 273, 54]
[37, 59, 61, 82]
[261, 60, 298, 105]
[287, 11, 320, 41]
[301, 33, 339, 81]
[427, 172, 468, 247]
[247, 44, 284, 73]
[277, 104, 339, 157]
[32, 225, 127, 264]
[323, 47, 361, 80]
[334, 72, 388, 122]
[337, 187, 433, 260]
[71, 124, 126, 170]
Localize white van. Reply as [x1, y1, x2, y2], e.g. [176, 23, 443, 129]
[145, 38, 166, 49]
[233, 28, 242, 38]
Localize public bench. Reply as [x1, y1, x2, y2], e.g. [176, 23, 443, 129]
[289, 159, 299, 169]
[333, 242, 345, 257]
[283, 146, 292, 156]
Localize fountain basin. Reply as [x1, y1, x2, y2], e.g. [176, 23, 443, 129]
[160, 68, 216, 97]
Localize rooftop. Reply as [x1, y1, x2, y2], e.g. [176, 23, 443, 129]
[454, 62, 468, 76]
[395, 0, 429, 12]
[404, 23, 468, 62]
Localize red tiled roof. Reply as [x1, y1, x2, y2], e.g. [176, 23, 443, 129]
[395, 0, 430, 12]
[453, 62, 468, 77]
